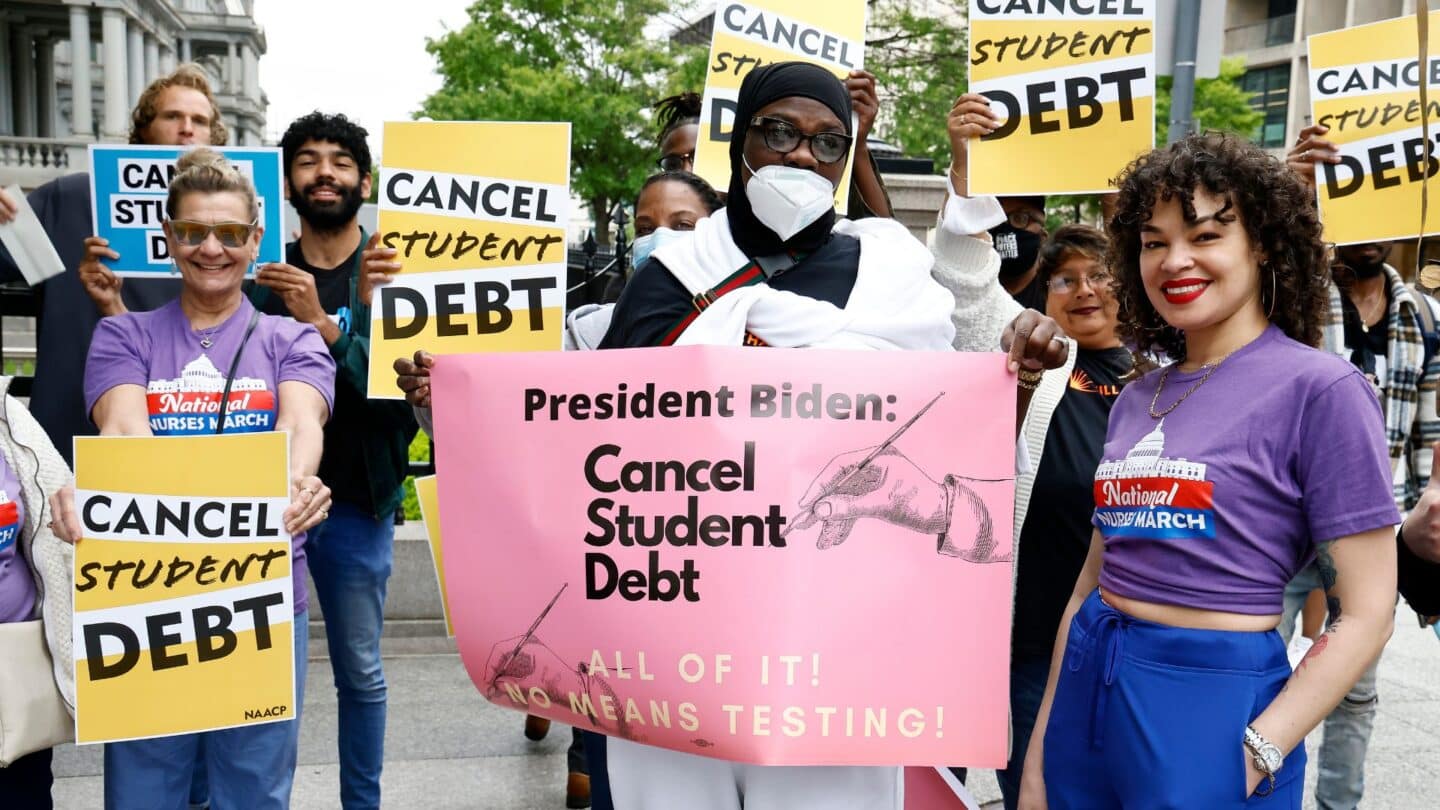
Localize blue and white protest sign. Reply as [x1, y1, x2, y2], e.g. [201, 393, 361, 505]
[88, 145, 284, 277]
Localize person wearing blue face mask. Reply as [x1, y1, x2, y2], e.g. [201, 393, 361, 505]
[630, 172, 726, 272]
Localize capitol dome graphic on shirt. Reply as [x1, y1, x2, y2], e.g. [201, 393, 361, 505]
[144, 351, 276, 435]
[1093, 420, 1215, 540]
[1094, 419, 1206, 482]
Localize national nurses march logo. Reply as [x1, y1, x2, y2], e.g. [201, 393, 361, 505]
[0, 492, 17, 551]
[145, 354, 276, 435]
[1093, 420, 1215, 540]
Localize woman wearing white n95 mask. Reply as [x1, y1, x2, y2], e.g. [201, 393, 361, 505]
[594, 61, 1069, 809]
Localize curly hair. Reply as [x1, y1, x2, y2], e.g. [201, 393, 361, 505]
[129, 64, 227, 146]
[279, 111, 373, 179]
[654, 92, 702, 146]
[636, 171, 724, 214]
[1036, 223, 1109, 290]
[1106, 132, 1330, 362]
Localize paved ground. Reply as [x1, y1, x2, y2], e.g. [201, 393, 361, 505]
[51, 613, 1439, 809]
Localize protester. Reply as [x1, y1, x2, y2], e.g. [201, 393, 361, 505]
[387, 168, 725, 810]
[651, 69, 893, 221]
[1283, 123, 1440, 808]
[259, 112, 418, 810]
[594, 61, 1064, 809]
[47, 148, 335, 810]
[0, 64, 226, 466]
[0, 382, 75, 808]
[1018, 132, 1399, 808]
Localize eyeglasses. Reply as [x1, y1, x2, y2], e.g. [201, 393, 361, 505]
[1007, 209, 1046, 230]
[656, 152, 694, 172]
[1047, 270, 1113, 295]
[169, 220, 258, 248]
[748, 116, 852, 164]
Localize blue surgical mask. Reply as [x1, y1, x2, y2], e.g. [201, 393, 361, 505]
[631, 226, 689, 270]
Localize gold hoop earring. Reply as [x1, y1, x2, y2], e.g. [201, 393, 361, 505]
[1266, 264, 1277, 320]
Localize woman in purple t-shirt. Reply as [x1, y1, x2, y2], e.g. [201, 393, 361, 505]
[49, 148, 336, 810]
[1018, 134, 1399, 808]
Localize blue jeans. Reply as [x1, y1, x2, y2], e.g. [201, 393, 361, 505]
[1280, 563, 1378, 810]
[104, 610, 309, 810]
[307, 502, 394, 810]
[995, 653, 1052, 810]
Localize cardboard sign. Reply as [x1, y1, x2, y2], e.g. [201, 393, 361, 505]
[71, 433, 295, 744]
[415, 474, 454, 637]
[968, 0, 1156, 195]
[430, 346, 1016, 766]
[692, 0, 868, 210]
[1308, 11, 1440, 245]
[88, 145, 283, 276]
[369, 122, 571, 399]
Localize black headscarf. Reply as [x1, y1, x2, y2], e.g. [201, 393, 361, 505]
[727, 62, 853, 258]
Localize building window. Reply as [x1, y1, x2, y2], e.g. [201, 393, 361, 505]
[1240, 64, 1290, 148]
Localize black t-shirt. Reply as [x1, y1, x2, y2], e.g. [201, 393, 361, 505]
[1011, 346, 1132, 659]
[1340, 293, 1391, 390]
[598, 233, 862, 348]
[1009, 272, 1047, 312]
[258, 238, 374, 512]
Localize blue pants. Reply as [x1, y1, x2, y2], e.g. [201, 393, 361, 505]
[996, 653, 1051, 810]
[307, 502, 395, 810]
[1043, 592, 1305, 808]
[104, 610, 310, 810]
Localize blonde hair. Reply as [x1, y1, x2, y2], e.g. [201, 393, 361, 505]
[166, 148, 258, 221]
[130, 63, 228, 146]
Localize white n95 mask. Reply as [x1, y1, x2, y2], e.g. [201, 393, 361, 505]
[743, 156, 836, 242]
[631, 226, 689, 270]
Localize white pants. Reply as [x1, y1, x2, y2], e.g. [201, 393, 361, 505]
[606, 738, 904, 809]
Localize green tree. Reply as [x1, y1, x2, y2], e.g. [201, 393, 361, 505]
[867, 0, 970, 170]
[419, 0, 691, 243]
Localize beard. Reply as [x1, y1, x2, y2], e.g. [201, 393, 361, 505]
[291, 179, 365, 232]
[1350, 258, 1386, 279]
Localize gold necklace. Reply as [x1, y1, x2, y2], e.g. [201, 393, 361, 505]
[1148, 343, 1248, 419]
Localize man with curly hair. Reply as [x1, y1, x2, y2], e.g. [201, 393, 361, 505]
[0, 64, 225, 465]
[1284, 123, 1440, 810]
[252, 111, 419, 810]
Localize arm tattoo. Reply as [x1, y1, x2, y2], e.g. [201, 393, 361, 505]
[1315, 541, 1342, 621]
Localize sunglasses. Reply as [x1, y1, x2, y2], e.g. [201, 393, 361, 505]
[169, 219, 258, 248]
[748, 116, 852, 164]
[656, 152, 694, 172]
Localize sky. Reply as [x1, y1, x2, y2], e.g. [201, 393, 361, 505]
[253, 0, 473, 161]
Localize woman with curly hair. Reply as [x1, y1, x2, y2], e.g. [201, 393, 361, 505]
[1016, 133, 1399, 808]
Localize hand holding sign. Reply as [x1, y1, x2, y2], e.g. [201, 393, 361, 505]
[947, 93, 1002, 193]
[79, 236, 126, 317]
[359, 231, 399, 307]
[47, 484, 81, 545]
[256, 262, 327, 327]
[1402, 442, 1440, 563]
[284, 474, 332, 535]
[1285, 123, 1342, 191]
[846, 70, 880, 142]
[394, 349, 436, 409]
[0, 187, 17, 223]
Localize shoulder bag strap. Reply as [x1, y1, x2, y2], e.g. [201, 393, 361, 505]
[214, 309, 263, 435]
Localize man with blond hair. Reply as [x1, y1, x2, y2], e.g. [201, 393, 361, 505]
[0, 64, 225, 465]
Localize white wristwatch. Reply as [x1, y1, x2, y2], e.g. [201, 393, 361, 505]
[1243, 725, 1283, 795]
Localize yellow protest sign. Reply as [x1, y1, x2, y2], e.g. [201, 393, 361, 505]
[968, 0, 1155, 195]
[1308, 12, 1440, 245]
[414, 475, 453, 637]
[692, 0, 867, 210]
[71, 433, 295, 744]
[369, 122, 572, 399]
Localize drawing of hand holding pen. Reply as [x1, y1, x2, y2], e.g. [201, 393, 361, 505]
[787, 393, 1011, 563]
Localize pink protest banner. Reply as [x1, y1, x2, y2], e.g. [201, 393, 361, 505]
[430, 346, 1016, 767]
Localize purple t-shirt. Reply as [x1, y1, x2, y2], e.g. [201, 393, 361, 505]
[84, 297, 336, 614]
[0, 454, 34, 623]
[1093, 325, 1400, 614]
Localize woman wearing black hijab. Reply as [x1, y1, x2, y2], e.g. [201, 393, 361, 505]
[597, 62, 1068, 809]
